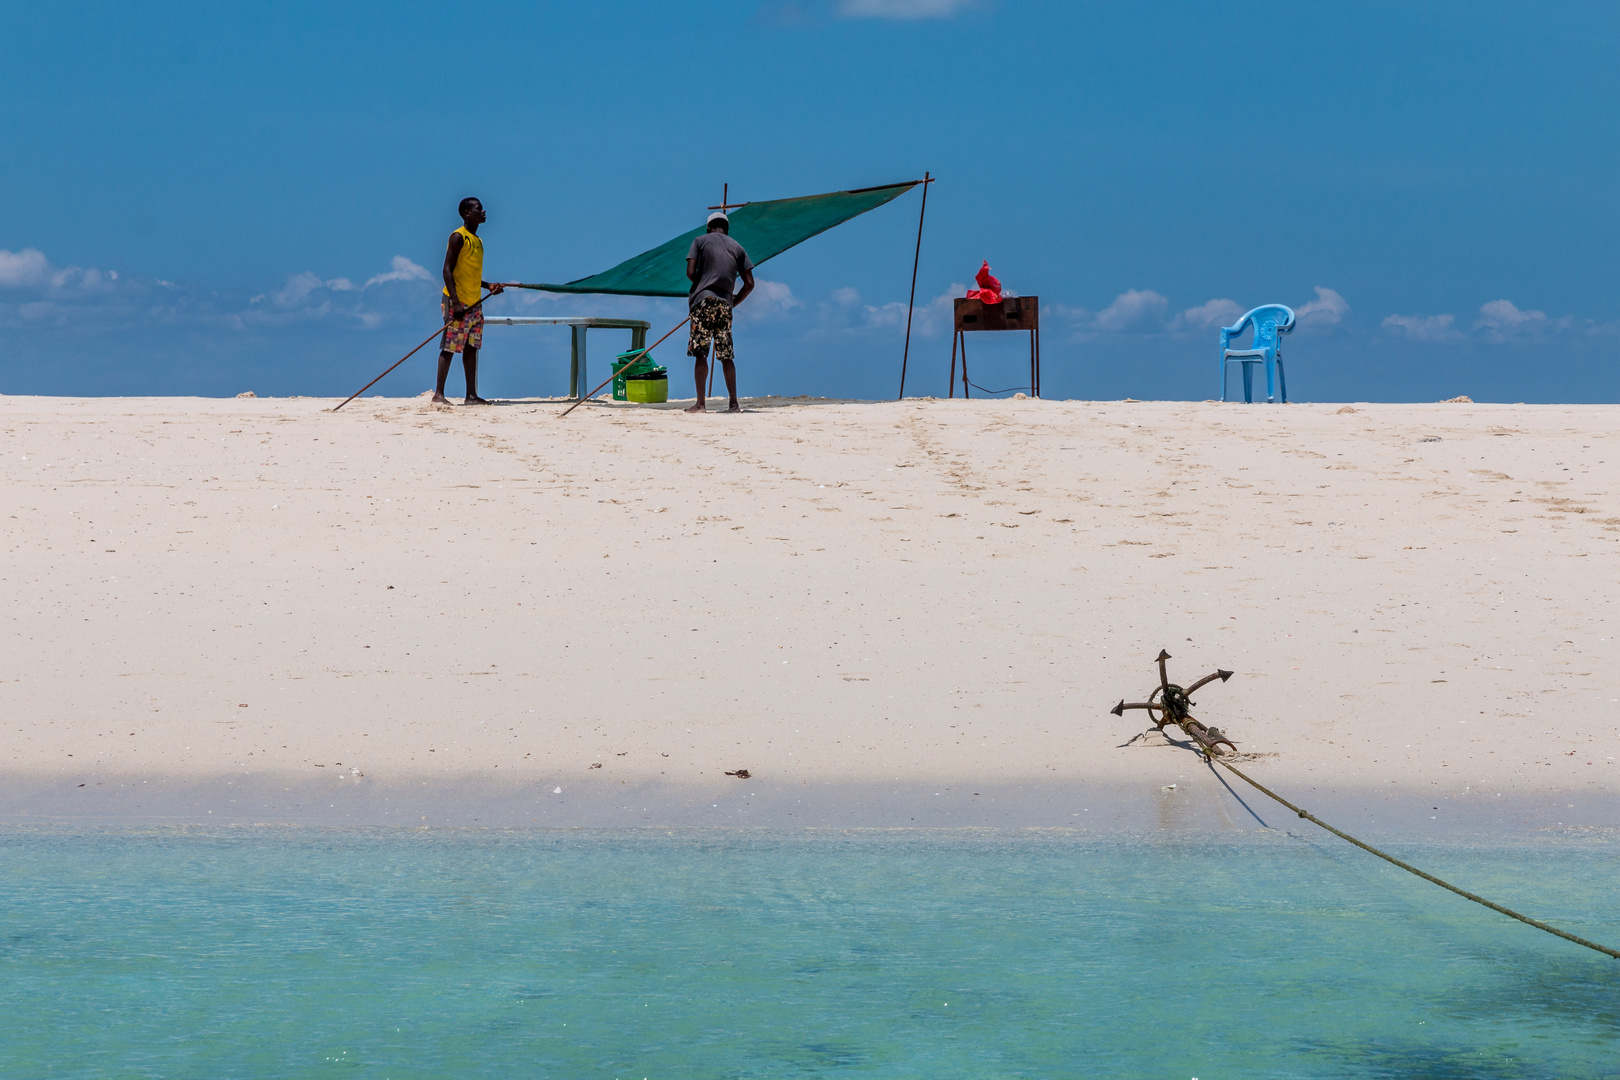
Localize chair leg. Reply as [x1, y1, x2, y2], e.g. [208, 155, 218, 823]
[1221, 360, 1227, 402]
[1241, 362, 1254, 404]
[1264, 357, 1275, 404]
[1276, 357, 1287, 404]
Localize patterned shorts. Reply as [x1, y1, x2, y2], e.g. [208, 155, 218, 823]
[441, 295, 484, 353]
[687, 296, 734, 363]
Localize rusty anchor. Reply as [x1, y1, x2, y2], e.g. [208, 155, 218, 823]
[1111, 650, 1236, 757]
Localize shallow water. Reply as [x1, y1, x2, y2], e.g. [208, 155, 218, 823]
[2, 827, 1617, 1078]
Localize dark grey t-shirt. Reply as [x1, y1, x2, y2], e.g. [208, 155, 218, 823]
[686, 232, 754, 311]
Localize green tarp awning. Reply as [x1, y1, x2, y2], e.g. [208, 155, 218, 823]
[517, 181, 919, 297]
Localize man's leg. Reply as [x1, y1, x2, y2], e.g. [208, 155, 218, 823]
[686, 303, 714, 413]
[719, 358, 739, 411]
[435, 296, 460, 404]
[463, 346, 488, 405]
[714, 305, 739, 411]
[687, 350, 709, 413]
[434, 350, 454, 403]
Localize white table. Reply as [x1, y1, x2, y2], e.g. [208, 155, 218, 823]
[484, 316, 652, 400]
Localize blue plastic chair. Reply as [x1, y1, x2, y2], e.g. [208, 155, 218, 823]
[1220, 305, 1295, 403]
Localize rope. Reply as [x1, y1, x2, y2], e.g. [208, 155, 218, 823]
[1209, 755, 1620, 960]
[964, 380, 1031, 396]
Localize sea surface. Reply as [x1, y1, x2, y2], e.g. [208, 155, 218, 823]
[2, 827, 1617, 1079]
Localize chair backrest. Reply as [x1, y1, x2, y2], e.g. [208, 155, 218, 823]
[1229, 304, 1296, 351]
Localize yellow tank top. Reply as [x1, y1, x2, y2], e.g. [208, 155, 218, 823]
[443, 226, 484, 305]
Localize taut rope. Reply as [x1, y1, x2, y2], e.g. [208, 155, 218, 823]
[1211, 754, 1620, 960]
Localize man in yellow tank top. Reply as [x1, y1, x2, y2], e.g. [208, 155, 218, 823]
[435, 197, 504, 404]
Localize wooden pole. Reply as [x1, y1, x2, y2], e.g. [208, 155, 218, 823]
[334, 288, 503, 411]
[897, 172, 931, 400]
[559, 316, 691, 418]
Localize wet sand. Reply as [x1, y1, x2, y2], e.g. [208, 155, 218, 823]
[2, 394, 1616, 829]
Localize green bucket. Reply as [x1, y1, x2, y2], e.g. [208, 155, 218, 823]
[625, 369, 669, 404]
[612, 350, 658, 401]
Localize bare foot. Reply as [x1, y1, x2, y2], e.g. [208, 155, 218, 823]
[464, 395, 490, 405]
[726, 402, 741, 413]
[431, 393, 449, 404]
[684, 403, 706, 413]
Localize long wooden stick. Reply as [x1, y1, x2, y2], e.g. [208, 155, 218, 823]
[897, 172, 931, 400]
[559, 316, 691, 417]
[333, 289, 500, 411]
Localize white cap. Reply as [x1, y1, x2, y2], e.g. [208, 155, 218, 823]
[707, 211, 729, 226]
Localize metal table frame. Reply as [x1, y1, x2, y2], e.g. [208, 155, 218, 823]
[948, 296, 1040, 398]
[484, 316, 651, 400]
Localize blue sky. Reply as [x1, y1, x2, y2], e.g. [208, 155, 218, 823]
[2, 0, 1617, 402]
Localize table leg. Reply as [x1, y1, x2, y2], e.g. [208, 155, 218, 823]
[960, 334, 971, 399]
[578, 327, 589, 400]
[569, 326, 582, 400]
[1029, 328, 1037, 399]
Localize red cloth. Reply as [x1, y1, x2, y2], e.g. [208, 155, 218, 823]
[964, 261, 1002, 304]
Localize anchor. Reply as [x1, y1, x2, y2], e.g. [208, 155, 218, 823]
[1111, 650, 1236, 757]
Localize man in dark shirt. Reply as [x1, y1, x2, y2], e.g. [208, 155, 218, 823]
[684, 212, 755, 413]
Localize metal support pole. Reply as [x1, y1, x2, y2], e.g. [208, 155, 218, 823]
[579, 327, 588, 400]
[960, 333, 971, 398]
[948, 329, 958, 399]
[576, 327, 589, 403]
[1030, 327, 1039, 399]
[897, 171, 931, 400]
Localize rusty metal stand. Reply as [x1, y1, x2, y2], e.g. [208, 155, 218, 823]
[949, 296, 1040, 398]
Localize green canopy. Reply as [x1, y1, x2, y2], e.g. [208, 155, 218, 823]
[516, 180, 920, 297]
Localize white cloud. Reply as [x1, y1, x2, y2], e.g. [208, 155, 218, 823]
[255, 264, 408, 312]
[1476, 298, 1544, 331]
[788, 283, 964, 345]
[1472, 298, 1570, 341]
[753, 279, 802, 310]
[266, 271, 328, 309]
[1092, 289, 1168, 332]
[365, 256, 433, 287]
[1381, 313, 1461, 342]
[1171, 298, 1243, 334]
[0, 248, 50, 289]
[1295, 286, 1348, 329]
[3, 249, 453, 338]
[836, 0, 976, 18]
[736, 279, 804, 321]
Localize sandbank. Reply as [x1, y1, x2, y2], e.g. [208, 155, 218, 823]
[2, 394, 1616, 830]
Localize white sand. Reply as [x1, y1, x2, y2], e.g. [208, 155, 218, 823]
[2, 394, 1616, 825]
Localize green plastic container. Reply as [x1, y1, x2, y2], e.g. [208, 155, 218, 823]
[612, 350, 658, 401]
[625, 370, 669, 404]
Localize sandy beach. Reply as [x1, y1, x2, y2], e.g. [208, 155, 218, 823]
[3, 394, 1616, 828]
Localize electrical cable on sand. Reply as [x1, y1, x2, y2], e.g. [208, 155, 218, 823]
[964, 380, 1032, 396]
[1208, 754, 1620, 960]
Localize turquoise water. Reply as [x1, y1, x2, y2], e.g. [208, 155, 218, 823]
[2, 828, 1617, 1078]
